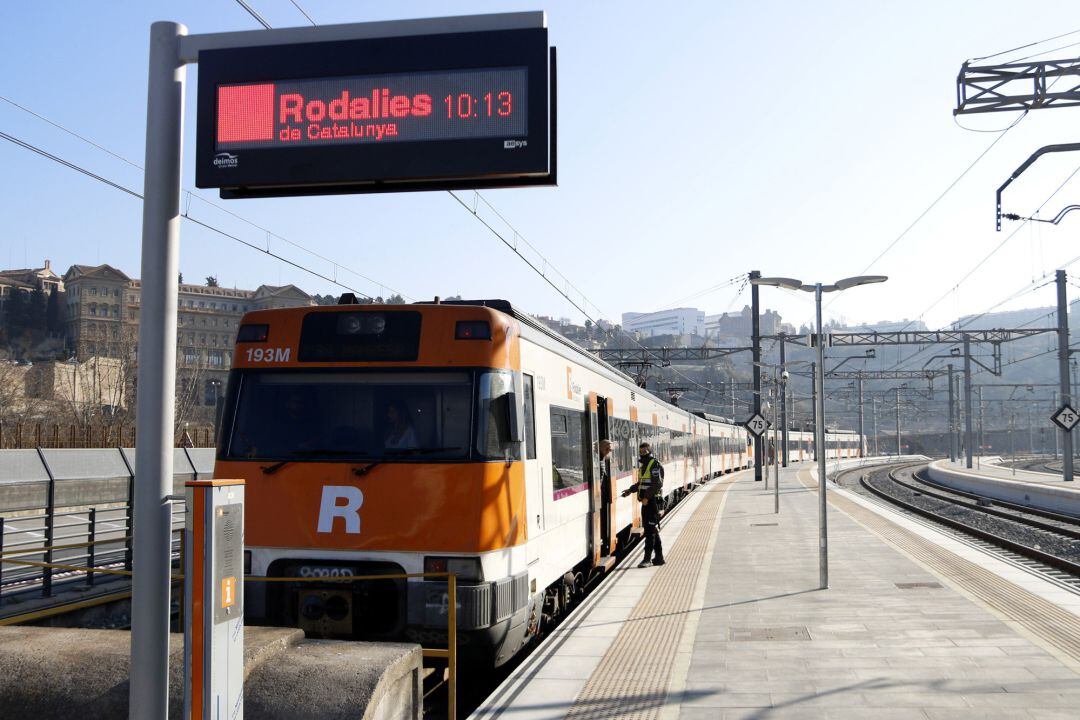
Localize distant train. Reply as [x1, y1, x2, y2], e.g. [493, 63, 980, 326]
[214, 298, 863, 666]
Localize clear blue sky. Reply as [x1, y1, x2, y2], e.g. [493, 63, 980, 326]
[3, 1, 1080, 332]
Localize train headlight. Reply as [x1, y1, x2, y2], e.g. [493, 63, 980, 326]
[424, 556, 483, 583]
[336, 313, 386, 335]
[301, 593, 325, 620]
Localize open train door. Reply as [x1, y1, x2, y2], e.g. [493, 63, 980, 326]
[585, 392, 616, 571]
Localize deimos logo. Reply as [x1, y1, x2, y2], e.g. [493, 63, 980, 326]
[213, 152, 239, 168]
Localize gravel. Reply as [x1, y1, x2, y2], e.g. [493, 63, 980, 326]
[840, 464, 1080, 564]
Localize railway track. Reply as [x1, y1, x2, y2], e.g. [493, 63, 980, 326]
[837, 462, 1080, 594]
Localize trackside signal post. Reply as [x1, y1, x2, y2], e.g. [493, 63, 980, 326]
[184, 479, 245, 720]
[132, 13, 554, 719]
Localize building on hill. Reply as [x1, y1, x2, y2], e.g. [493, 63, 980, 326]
[623, 308, 706, 338]
[0, 259, 63, 295]
[62, 263, 314, 410]
[0, 259, 63, 315]
[704, 305, 782, 340]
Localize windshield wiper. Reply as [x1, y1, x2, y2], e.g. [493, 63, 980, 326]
[384, 446, 462, 456]
[260, 449, 369, 475]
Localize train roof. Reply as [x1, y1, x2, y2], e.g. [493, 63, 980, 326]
[417, 298, 717, 421]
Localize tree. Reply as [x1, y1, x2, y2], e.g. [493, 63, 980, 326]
[46, 289, 62, 335]
[178, 272, 184, 284]
[28, 287, 47, 332]
[205, 276, 219, 287]
[386, 294, 405, 305]
[444, 295, 463, 302]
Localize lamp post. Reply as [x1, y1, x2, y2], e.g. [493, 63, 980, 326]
[752, 274, 888, 590]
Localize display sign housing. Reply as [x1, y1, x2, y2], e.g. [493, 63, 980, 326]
[195, 27, 553, 197]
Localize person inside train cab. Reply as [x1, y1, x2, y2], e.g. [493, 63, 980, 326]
[599, 439, 613, 539]
[383, 400, 418, 450]
[621, 442, 665, 567]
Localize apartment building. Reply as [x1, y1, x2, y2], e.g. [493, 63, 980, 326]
[62, 264, 314, 405]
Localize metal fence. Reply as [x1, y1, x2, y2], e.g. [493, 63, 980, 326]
[0, 447, 215, 601]
[0, 422, 217, 449]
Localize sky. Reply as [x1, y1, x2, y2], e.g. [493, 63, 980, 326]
[3, 1, 1080, 334]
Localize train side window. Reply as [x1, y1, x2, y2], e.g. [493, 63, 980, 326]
[550, 407, 585, 495]
[523, 374, 536, 460]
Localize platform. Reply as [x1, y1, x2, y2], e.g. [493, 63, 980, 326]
[473, 462, 1080, 719]
[948, 457, 1072, 484]
[926, 458, 1080, 516]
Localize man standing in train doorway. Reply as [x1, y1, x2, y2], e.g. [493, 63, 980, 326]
[622, 442, 665, 567]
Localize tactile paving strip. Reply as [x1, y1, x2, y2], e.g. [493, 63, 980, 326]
[564, 482, 730, 720]
[802, 470, 1080, 664]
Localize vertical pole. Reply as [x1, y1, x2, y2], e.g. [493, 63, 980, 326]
[730, 377, 735, 419]
[1028, 405, 1034, 454]
[810, 362, 817, 457]
[814, 284, 828, 590]
[773, 384, 780, 513]
[87, 507, 97, 587]
[751, 270, 762, 481]
[0, 517, 4, 597]
[780, 334, 789, 466]
[37, 447, 55, 598]
[1057, 269, 1074, 481]
[131, 21, 186, 720]
[963, 340, 973, 468]
[872, 395, 879, 456]
[449, 573, 458, 720]
[977, 386, 984, 465]
[1054, 391, 1060, 459]
[1010, 413, 1017, 474]
[856, 374, 864, 458]
[895, 387, 901, 455]
[947, 364, 955, 461]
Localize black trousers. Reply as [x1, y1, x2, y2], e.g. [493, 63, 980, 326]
[642, 501, 664, 561]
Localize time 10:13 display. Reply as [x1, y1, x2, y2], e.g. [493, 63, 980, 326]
[444, 91, 512, 119]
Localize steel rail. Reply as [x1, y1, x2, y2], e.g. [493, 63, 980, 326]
[860, 469, 1080, 576]
[912, 468, 1080, 524]
[890, 471, 1080, 539]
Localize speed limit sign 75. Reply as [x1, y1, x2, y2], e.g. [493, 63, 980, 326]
[745, 413, 767, 436]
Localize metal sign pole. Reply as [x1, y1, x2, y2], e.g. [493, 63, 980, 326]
[780, 335, 789, 466]
[131, 20, 187, 720]
[964, 339, 974, 468]
[1057, 269, 1074, 481]
[751, 270, 763, 482]
[947, 364, 955, 462]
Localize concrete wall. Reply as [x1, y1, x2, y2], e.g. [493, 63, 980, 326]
[926, 459, 1080, 516]
[0, 625, 422, 720]
[0, 447, 216, 513]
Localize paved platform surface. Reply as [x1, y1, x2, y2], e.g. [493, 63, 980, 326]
[474, 462, 1080, 719]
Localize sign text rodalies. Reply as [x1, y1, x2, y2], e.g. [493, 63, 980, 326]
[195, 26, 554, 198]
[216, 69, 527, 149]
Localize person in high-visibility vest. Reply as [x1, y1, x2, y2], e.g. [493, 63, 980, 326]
[622, 442, 666, 567]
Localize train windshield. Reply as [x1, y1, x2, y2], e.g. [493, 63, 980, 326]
[222, 370, 475, 462]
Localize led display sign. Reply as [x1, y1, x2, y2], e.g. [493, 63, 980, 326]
[196, 28, 553, 198]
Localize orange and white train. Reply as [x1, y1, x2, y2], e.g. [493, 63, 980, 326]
[215, 299, 860, 666]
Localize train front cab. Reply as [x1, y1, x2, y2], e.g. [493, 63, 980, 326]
[214, 304, 537, 665]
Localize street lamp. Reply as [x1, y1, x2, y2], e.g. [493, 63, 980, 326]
[751, 274, 888, 590]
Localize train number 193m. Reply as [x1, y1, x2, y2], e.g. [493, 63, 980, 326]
[245, 347, 291, 363]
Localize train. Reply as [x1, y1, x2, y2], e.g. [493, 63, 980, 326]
[214, 298, 864, 666]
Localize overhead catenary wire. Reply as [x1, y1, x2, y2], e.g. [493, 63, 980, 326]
[875, 159, 1080, 374]
[0, 128, 387, 300]
[968, 26, 1080, 63]
[0, 97, 412, 300]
